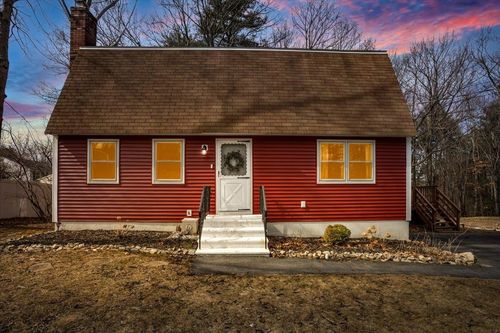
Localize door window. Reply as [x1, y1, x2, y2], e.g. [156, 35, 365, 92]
[220, 143, 247, 176]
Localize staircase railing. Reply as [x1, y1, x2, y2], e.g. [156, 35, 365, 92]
[414, 185, 460, 231]
[436, 188, 460, 230]
[414, 187, 437, 231]
[259, 186, 268, 247]
[197, 186, 211, 249]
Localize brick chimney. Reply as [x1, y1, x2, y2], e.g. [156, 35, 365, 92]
[70, 0, 96, 66]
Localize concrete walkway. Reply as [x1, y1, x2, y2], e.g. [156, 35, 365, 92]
[192, 230, 500, 279]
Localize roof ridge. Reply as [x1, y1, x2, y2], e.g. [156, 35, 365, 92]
[79, 46, 387, 55]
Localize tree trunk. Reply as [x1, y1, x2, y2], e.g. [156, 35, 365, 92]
[0, 0, 14, 140]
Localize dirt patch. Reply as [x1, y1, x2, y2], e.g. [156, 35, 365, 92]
[0, 224, 52, 242]
[462, 216, 500, 231]
[0, 250, 499, 332]
[3, 230, 198, 250]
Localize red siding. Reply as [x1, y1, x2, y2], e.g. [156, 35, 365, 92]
[57, 136, 406, 223]
[252, 137, 406, 222]
[58, 137, 216, 222]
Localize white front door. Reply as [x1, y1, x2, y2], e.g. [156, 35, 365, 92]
[216, 139, 252, 214]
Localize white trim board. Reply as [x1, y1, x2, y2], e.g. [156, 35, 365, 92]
[79, 47, 388, 55]
[52, 135, 58, 230]
[59, 222, 183, 232]
[406, 137, 412, 221]
[267, 221, 409, 240]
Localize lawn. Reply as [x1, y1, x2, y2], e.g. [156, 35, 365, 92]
[462, 216, 500, 230]
[1, 249, 499, 332]
[1, 223, 499, 332]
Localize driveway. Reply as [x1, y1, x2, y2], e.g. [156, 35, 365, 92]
[192, 229, 500, 278]
[411, 229, 500, 269]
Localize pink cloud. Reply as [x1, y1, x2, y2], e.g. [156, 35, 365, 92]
[4, 100, 52, 121]
[350, 4, 500, 53]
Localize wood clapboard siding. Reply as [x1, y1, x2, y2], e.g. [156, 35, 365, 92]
[58, 136, 216, 222]
[252, 137, 406, 222]
[57, 136, 406, 223]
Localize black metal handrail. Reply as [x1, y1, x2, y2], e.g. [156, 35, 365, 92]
[198, 186, 211, 249]
[259, 186, 268, 247]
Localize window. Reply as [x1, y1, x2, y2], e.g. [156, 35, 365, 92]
[318, 140, 375, 183]
[153, 139, 184, 183]
[348, 143, 373, 180]
[319, 142, 345, 181]
[88, 139, 119, 184]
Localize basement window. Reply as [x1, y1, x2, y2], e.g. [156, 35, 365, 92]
[318, 140, 375, 184]
[153, 139, 185, 184]
[87, 139, 119, 184]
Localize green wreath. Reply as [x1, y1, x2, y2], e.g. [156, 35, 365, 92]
[223, 151, 245, 173]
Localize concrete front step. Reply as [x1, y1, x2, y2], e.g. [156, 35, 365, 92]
[196, 248, 270, 256]
[197, 214, 269, 255]
[202, 227, 264, 238]
[203, 221, 264, 229]
[205, 214, 262, 222]
[200, 236, 266, 249]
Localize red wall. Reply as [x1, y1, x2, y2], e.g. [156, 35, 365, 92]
[57, 136, 406, 222]
[252, 137, 406, 222]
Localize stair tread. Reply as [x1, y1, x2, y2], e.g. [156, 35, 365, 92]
[196, 248, 270, 255]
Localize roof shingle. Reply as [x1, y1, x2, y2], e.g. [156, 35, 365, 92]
[46, 48, 416, 137]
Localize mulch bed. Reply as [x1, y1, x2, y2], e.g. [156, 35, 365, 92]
[4, 230, 198, 250]
[269, 236, 424, 253]
[267, 236, 474, 264]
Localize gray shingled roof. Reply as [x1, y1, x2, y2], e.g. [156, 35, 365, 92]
[45, 48, 415, 137]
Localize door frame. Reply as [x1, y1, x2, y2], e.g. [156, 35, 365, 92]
[215, 138, 253, 215]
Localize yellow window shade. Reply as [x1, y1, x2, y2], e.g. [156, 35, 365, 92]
[91, 162, 116, 180]
[349, 162, 372, 180]
[349, 143, 372, 162]
[320, 162, 344, 180]
[91, 142, 116, 161]
[156, 142, 181, 161]
[156, 162, 181, 180]
[320, 143, 344, 161]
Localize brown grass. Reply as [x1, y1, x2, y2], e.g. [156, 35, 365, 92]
[462, 216, 500, 230]
[0, 223, 52, 242]
[0, 250, 499, 332]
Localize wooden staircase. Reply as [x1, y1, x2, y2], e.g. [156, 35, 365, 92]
[414, 186, 461, 231]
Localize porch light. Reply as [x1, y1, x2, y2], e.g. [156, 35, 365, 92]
[201, 144, 208, 156]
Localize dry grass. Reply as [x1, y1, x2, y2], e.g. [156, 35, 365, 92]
[0, 223, 52, 242]
[462, 216, 500, 230]
[0, 250, 499, 332]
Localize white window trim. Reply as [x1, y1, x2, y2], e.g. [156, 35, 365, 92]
[87, 139, 120, 184]
[152, 139, 185, 184]
[317, 139, 376, 184]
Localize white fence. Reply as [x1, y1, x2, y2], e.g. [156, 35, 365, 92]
[0, 180, 51, 219]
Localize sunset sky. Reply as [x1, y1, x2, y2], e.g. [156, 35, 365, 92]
[4, 0, 500, 130]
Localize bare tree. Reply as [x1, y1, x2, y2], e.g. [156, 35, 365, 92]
[473, 27, 499, 97]
[266, 21, 294, 48]
[291, 0, 374, 50]
[1, 123, 52, 220]
[393, 32, 500, 216]
[35, 0, 140, 104]
[394, 34, 477, 187]
[0, 0, 14, 140]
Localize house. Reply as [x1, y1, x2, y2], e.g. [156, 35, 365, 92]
[46, 4, 415, 254]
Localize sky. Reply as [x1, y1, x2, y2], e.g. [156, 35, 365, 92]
[4, 0, 500, 133]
